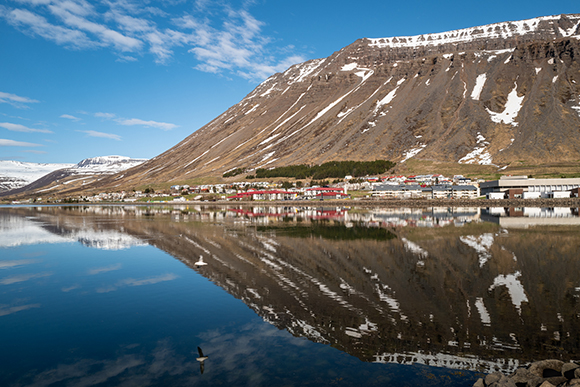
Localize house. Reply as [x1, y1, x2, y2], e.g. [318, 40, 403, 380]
[452, 185, 479, 199]
[431, 185, 453, 199]
[371, 184, 406, 198]
[314, 191, 350, 200]
[305, 187, 346, 197]
[371, 184, 422, 198]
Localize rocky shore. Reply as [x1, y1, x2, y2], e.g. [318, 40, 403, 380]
[474, 360, 580, 387]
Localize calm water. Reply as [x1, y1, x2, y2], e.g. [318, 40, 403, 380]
[1, 205, 580, 386]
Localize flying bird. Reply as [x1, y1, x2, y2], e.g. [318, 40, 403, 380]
[196, 346, 208, 374]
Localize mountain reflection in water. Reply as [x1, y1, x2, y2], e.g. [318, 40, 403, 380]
[1, 205, 580, 385]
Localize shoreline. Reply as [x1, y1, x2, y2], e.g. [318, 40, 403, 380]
[4, 197, 580, 208]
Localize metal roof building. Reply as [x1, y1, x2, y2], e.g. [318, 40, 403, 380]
[480, 176, 580, 195]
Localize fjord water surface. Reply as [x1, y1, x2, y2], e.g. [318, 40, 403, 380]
[1, 205, 579, 386]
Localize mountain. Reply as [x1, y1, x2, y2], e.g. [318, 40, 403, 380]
[0, 156, 147, 197]
[10, 14, 580, 196]
[92, 13, 579, 189]
[0, 160, 74, 193]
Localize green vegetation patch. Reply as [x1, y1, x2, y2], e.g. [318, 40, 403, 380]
[257, 221, 397, 241]
[255, 160, 395, 180]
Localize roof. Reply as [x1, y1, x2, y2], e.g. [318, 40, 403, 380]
[452, 185, 478, 191]
[306, 187, 344, 192]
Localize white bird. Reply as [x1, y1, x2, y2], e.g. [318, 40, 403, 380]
[196, 346, 208, 374]
[194, 255, 208, 267]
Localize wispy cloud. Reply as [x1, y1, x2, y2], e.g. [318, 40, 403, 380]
[60, 114, 81, 121]
[94, 112, 116, 119]
[88, 263, 122, 275]
[117, 118, 178, 131]
[0, 272, 52, 285]
[0, 259, 40, 269]
[79, 130, 121, 141]
[0, 122, 53, 133]
[0, 303, 41, 317]
[0, 138, 43, 147]
[0, 90, 39, 108]
[61, 284, 81, 292]
[21, 149, 48, 154]
[0, 1, 305, 81]
[96, 273, 178, 293]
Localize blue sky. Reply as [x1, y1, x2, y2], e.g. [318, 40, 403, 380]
[0, 0, 577, 164]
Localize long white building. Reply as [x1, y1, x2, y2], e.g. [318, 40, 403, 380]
[480, 176, 580, 197]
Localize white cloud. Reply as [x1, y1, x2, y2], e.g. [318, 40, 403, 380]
[79, 130, 121, 140]
[179, 7, 305, 80]
[60, 114, 81, 121]
[117, 118, 178, 131]
[0, 90, 39, 108]
[0, 138, 43, 147]
[94, 112, 116, 119]
[0, 122, 53, 133]
[0, 1, 306, 81]
[3, 7, 96, 49]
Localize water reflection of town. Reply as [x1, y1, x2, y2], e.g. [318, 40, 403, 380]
[482, 207, 580, 228]
[3, 205, 580, 375]
[170, 205, 485, 228]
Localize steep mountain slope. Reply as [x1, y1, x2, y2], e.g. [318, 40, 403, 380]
[98, 13, 580, 189]
[1, 156, 146, 197]
[12, 14, 580, 196]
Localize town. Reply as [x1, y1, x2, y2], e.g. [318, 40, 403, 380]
[9, 174, 580, 204]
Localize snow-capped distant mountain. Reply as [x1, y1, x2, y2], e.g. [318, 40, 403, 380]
[71, 155, 147, 174]
[0, 160, 74, 192]
[0, 155, 147, 197]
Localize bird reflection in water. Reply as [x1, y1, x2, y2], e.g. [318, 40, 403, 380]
[196, 346, 209, 374]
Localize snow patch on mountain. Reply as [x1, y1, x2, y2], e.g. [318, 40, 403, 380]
[401, 144, 427, 163]
[72, 156, 147, 174]
[367, 15, 578, 49]
[341, 63, 358, 71]
[459, 233, 494, 267]
[459, 133, 493, 165]
[489, 271, 528, 315]
[486, 83, 525, 126]
[287, 58, 325, 85]
[471, 74, 487, 100]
